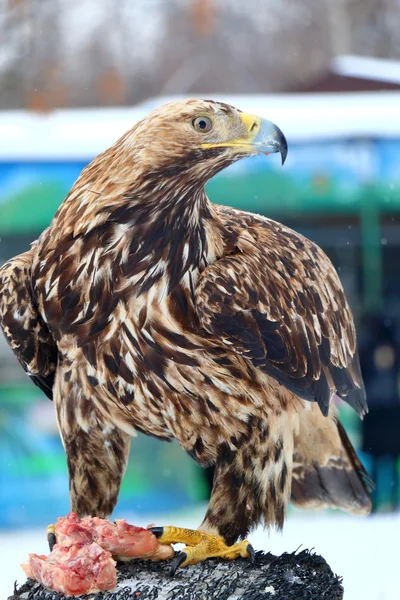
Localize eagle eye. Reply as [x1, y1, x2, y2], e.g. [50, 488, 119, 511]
[192, 116, 212, 133]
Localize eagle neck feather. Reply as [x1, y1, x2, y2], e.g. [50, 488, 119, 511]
[53, 157, 222, 295]
[115, 181, 215, 293]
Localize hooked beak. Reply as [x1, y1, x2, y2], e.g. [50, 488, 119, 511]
[244, 114, 288, 165]
[201, 113, 288, 165]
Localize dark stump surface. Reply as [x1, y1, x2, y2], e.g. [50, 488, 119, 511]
[9, 550, 344, 600]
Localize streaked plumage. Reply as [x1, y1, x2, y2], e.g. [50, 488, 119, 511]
[0, 99, 371, 549]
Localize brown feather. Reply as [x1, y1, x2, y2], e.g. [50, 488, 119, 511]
[196, 206, 367, 418]
[0, 247, 57, 398]
[291, 404, 372, 515]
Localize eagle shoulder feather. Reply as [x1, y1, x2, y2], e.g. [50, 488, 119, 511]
[195, 206, 367, 417]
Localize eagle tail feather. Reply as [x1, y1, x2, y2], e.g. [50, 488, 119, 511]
[291, 406, 372, 515]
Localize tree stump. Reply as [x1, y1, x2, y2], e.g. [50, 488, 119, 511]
[9, 550, 343, 600]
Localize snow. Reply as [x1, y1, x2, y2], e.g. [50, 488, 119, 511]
[138, 92, 400, 141]
[332, 55, 400, 85]
[1, 507, 398, 600]
[0, 106, 145, 161]
[1, 91, 400, 160]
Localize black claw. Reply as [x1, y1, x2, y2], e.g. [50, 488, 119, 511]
[247, 543, 256, 565]
[148, 526, 164, 539]
[169, 551, 187, 576]
[47, 532, 57, 552]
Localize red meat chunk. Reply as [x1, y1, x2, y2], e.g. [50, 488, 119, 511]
[21, 513, 173, 596]
[21, 542, 117, 596]
[55, 512, 160, 557]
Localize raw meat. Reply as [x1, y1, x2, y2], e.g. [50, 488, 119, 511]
[21, 542, 117, 596]
[55, 512, 160, 558]
[21, 513, 173, 596]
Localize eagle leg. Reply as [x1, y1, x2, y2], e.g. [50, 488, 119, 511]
[148, 415, 295, 572]
[54, 377, 131, 518]
[195, 414, 295, 546]
[149, 526, 254, 574]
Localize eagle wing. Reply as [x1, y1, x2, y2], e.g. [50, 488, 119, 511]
[195, 207, 366, 417]
[0, 248, 57, 399]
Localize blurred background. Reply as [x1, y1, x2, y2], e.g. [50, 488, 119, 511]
[0, 1, 400, 598]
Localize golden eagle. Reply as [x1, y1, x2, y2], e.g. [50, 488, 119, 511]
[0, 99, 371, 572]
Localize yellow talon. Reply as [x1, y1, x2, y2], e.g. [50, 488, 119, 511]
[47, 523, 56, 551]
[148, 526, 255, 573]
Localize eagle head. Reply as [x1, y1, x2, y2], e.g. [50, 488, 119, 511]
[122, 99, 288, 185]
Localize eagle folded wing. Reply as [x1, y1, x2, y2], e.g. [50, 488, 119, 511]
[0, 249, 57, 399]
[195, 242, 367, 417]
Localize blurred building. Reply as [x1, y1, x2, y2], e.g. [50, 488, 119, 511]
[295, 55, 400, 93]
[359, 313, 400, 511]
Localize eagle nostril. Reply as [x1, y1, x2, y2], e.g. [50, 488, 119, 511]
[250, 121, 258, 133]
